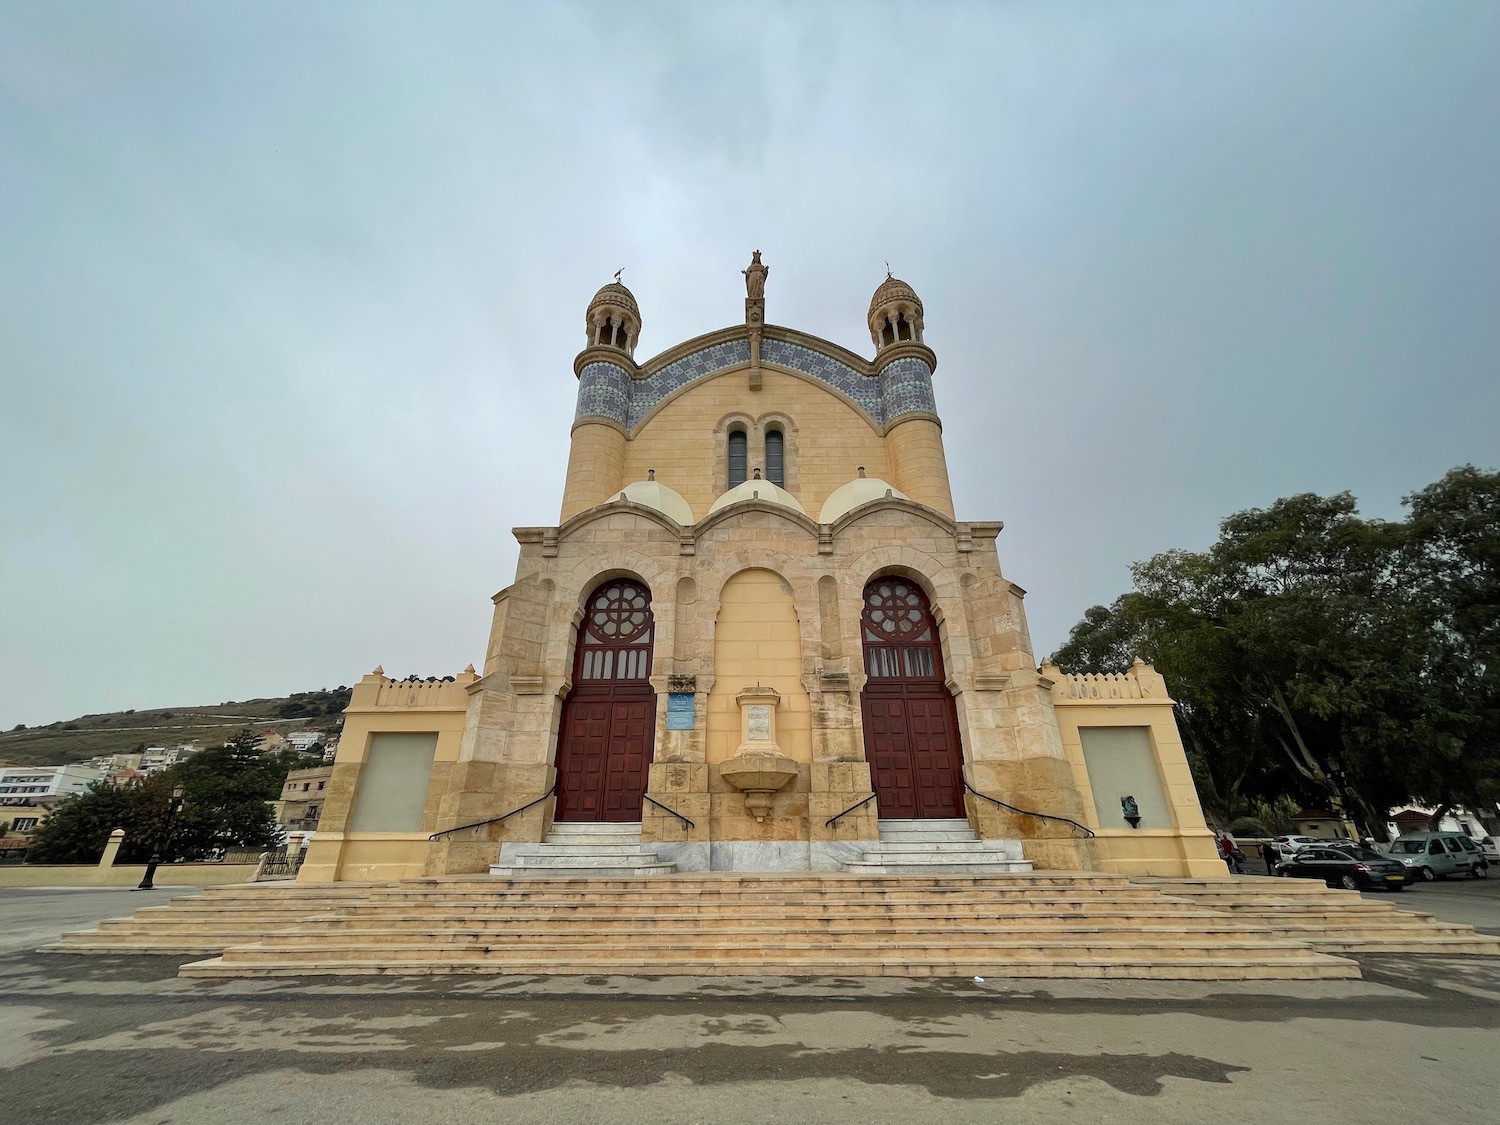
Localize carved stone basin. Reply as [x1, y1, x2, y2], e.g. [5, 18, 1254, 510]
[719, 751, 799, 821]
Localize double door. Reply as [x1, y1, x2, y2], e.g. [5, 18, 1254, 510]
[861, 688, 965, 818]
[555, 689, 656, 822]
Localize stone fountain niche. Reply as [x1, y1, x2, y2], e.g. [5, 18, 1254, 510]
[719, 686, 800, 823]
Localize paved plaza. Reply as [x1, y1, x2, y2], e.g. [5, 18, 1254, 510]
[2, 882, 1499, 1125]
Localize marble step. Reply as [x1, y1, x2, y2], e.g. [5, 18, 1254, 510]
[877, 819, 981, 841]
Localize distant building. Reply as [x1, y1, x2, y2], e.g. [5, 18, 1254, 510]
[285, 731, 327, 754]
[0, 766, 101, 855]
[0, 764, 102, 803]
[276, 765, 334, 832]
[1388, 804, 1498, 839]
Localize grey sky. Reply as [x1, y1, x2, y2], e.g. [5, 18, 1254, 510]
[2, 2, 1496, 729]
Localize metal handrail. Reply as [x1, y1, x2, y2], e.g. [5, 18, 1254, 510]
[825, 793, 877, 828]
[962, 780, 1096, 838]
[428, 781, 557, 840]
[643, 794, 694, 830]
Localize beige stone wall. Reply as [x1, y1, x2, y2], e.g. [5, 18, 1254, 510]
[706, 568, 813, 842]
[1042, 660, 1224, 877]
[299, 672, 475, 884]
[621, 367, 894, 521]
[0, 864, 262, 888]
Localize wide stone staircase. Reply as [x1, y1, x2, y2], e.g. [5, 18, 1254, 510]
[32, 872, 1352, 980]
[489, 822, 676, 877]
[1137, 876, 1500, 956]
[42, 871, 1500, 980]
[843, 819, 1032, 874]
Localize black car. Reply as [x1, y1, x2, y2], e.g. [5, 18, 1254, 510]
[1274, 845, 1409, 891]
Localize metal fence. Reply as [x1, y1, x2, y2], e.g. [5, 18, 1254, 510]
[254, 850, 306, 880]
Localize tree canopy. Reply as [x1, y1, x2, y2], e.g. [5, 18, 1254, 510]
[1050, 466, 1500, 838]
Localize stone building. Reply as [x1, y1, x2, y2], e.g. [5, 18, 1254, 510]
[300, 257, 1222, 884]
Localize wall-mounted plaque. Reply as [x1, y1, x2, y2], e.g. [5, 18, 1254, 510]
[746, 704, 771, 741]
[665, 692, 696, 731]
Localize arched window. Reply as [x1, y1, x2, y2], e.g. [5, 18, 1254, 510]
[862, 578, 943, 681]
[577, 579, 655, 681]
[896, 314, 912, 341]
[727, 430, 748, 488]
[881, 319, 896, 346]
[764, 429, 785, 487]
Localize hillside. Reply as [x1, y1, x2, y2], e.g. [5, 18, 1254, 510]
[0, 688, 352, 768]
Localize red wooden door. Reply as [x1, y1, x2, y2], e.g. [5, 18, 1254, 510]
[858, 578, 965, 819]
[555, 580, 658, 823]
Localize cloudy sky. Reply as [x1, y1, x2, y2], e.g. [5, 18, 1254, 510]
[1, 2, 1496, 728]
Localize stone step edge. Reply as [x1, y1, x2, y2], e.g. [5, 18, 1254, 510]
[179, 958, 1359, 980]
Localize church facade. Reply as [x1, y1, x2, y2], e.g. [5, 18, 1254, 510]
[299, 258, 1223, 884]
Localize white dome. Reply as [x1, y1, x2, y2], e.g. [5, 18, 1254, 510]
[818, 476, 909, 523]
[618, 478, 694, 525]
[707, 477, 808, 518]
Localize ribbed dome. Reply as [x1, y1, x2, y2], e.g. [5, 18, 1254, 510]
[868, 275, 922, 317]
[617, 478, 694, 526]
[588, 281, 639, 318]
[707, 477, 808, 518]
[818, 476, 910, 523]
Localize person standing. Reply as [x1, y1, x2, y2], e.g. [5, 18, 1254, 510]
[1261, 840, 1279, 874]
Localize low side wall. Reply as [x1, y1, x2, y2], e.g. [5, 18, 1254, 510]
[1043, 660, 1225, 878]
[0, 864, 260, 888]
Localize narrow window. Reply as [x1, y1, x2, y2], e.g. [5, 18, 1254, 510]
[896, 314, 912, 341]
[881, 319, 896, 346]
[728, 430, 748, 488]
[765, 429, 785, 487]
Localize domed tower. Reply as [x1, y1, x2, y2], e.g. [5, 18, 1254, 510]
[868, 274, 954, 516]
[585, 281, 642, 357]
[562, 279, 643, 520]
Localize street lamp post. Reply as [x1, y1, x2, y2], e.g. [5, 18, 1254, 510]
[135, 784, 186, 891]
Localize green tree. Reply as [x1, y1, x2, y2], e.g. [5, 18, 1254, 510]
[24, 781, 134, 863]
[1052, 472, 1500, 839]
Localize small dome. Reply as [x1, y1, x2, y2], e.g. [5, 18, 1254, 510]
[819, 475, 910, 523]
[868, 274, 926, 351]
[585, 279, 642, 356]
[868, 275, 922, 317]
[617, 477, 694, 526]
[708, 476, 808, 518]
[588, 281, 639, 320]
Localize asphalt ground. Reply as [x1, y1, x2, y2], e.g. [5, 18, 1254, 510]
[2, 883, 1499, 1125]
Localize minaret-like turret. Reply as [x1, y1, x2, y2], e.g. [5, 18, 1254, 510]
[562, 280, 642, 520]
[868, 274, 953, 516]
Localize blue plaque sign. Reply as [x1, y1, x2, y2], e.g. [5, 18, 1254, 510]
[665, 692, 696, 731]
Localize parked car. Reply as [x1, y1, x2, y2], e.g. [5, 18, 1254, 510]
[1477, 836, 1500, 862]
[1385, 832, 1489, 881]
[1271, 835, 1324, 858]
[1274, 846, 1409, 891]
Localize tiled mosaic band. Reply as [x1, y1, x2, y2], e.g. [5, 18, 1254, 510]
[575, 338, 936, 430]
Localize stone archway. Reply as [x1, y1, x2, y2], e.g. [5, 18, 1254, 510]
[554, 578, 658, 822]
[857, 575, 965, 819]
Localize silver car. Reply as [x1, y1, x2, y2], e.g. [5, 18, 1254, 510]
[1386, 832, 1489, 881]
